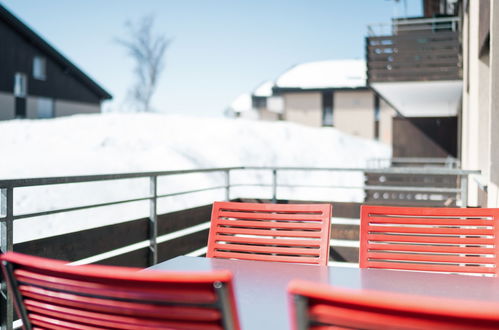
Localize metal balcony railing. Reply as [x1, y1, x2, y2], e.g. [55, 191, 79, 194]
[0, 165, 480, 330]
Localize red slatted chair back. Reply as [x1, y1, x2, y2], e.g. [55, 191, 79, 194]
[207, 202, 332, 265]
[1, 252, 240, 330]
[359, 205, 499, 275]
[288, 280, 499, 330]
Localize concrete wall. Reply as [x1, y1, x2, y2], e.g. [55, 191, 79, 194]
[0, 91, 14, 120]
[379, 98, 395, 145]
[55, 99, 100, 117]
[334, 90, 375, 139]
[462, 0, 482, 206]
[461, 0, 499, 207]
[283, 92, 322, 127]
[26, 96, 37, 119]
[259, 108, 280, 121]
[488, 0, 499, 206]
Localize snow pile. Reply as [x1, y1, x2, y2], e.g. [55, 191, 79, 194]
[276, 59, 366, 89]
[0, 113, 390, 242]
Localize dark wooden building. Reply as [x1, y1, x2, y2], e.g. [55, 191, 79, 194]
[0, 4, 111, 120]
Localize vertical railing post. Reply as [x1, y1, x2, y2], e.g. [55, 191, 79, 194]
[1, 187, 14, 330]
[272, 169, 277, 203]
[225, 170, 230, 201]
[149, 176, 158, 266]
[460, 175, 468, 208]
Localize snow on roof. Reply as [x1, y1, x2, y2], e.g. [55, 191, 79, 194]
[276, 59, 366, 89]
[229, 93, 252, 112]
[253, 81, 274, 97]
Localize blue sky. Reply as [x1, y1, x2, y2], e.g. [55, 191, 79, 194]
[2, 0, 422, 116]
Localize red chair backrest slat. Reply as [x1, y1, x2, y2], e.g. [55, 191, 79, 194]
[288, 280, 499, 330]
[1, 252, 240, 330]
[359, 205, 499, 275]
[207, 202, 332, 265]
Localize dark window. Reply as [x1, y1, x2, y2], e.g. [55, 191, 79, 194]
[322, 91, 334, 126]
[374, 94, 380, 140]
[252, 96, 267, 109]
[15, 97, 26, 118]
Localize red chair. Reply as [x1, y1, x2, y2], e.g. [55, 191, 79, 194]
[359, 205, 499, 275]
[288, 280, 499, 330]
[1, 252, 240, 330]
[207, 202, 332, 265]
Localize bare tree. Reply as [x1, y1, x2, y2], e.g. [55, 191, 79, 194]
[117, 15, 171, 112]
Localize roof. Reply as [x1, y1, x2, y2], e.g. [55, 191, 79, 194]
[0, 4, 112, 100]
[253, 81, 274, 97]
[275, 59, 366, 90]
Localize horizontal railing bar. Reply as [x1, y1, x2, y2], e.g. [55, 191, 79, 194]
[8, 196, 153, 221]
[220, 182, 459, 193]
[230, 183, 364, 190]
[0, 167, 479, 190]
[243, 166, 478, 175]
[157, 185, 226, 199]
[270, 184, 364, 190]
[4, 186, 228, 221]
[229, 183, 272, 188]
[364, 185, 461, 193]
[390, 157, 459, 163]
[394, 17, 460, 25]
[368, 17, 459, 28]
[0, 167, 244, 188]
[68, 222, 211, 265]
[185, 246, 208, 257]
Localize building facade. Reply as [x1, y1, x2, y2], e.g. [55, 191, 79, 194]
[366, 0, 462, 158]
[461, 0, 499, 207]
[0, 4, 111, 120]
[248, 60, 394, 145]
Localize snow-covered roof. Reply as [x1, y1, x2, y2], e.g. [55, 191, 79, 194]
[275, 59, 366, 89]
[253, 81, 274, 97]
[229, 93, 252, 112]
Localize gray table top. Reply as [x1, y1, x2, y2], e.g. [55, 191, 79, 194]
[148, 256, 499, 330]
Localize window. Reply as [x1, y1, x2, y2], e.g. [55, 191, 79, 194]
[252, 96, 267, 109]
[33, 56, 46, 80]
[322, 91, 334, 126]
[14, 73, 27, 97]
[374, 95, 380, 140]
[36, 97, 54, 118]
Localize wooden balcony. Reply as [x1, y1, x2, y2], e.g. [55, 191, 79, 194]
[367, 17, 462, 83]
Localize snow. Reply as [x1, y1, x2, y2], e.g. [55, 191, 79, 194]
[228, 93, 252, 112]
[0, 113, 390, 243]
[253, 81, 274, 97]
[276, 59, 366, 89]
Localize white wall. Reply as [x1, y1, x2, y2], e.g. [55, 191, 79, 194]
[379, 98, 395, 145]
[334, 90, 374, 139]
[284, 92, 322, 127]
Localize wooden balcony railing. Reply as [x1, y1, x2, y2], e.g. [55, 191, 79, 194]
[366, 17, 462, 83]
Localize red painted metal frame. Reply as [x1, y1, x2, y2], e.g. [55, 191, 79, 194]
[288, 280, 499, 330]
[1, 252, 240, 330]
[359, 205, 499, 275]
[207, 202, 332, 265]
